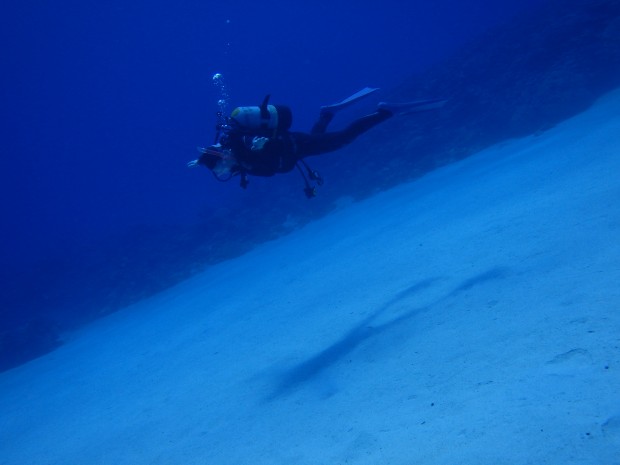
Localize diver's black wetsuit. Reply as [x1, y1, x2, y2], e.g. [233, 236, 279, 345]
[213, 109, 393, 177]
[302, 109, 392, 154]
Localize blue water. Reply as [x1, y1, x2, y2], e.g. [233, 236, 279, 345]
[1, 0, 614, 371]
[1, 0, 538, 267]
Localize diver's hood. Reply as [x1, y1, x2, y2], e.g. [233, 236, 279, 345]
[230, 95, 292, 133]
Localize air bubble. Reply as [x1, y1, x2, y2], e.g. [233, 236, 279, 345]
[212, 73, 230, 114]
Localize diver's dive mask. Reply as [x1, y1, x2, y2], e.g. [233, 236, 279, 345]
[200, 146, 238, 181]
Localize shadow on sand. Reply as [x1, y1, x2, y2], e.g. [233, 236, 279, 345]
[266, 267, 509, 400]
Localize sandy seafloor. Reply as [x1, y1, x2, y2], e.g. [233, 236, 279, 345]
[1, 89, 620, 465]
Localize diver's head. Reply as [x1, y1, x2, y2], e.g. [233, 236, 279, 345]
[200, 151, 220, 170]
[199, 147, 238, 180]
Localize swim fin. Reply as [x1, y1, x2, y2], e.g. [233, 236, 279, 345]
[378, 98, 447, 115]
[320, 87, 380, 113]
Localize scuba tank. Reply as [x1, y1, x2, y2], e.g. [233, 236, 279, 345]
[230, 95, 292, 135]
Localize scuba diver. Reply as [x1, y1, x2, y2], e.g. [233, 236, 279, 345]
[188, 87, 445, 198]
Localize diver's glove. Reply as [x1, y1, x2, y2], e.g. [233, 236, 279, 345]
[251, 136, 269, 151]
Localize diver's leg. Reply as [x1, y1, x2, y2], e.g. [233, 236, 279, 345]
[296, 109, 393, 156]
[311, 110, 335, 134]
[300, 98, 446, 156]
[339, 109, 392, 142]
[311, 87, 380, 134]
